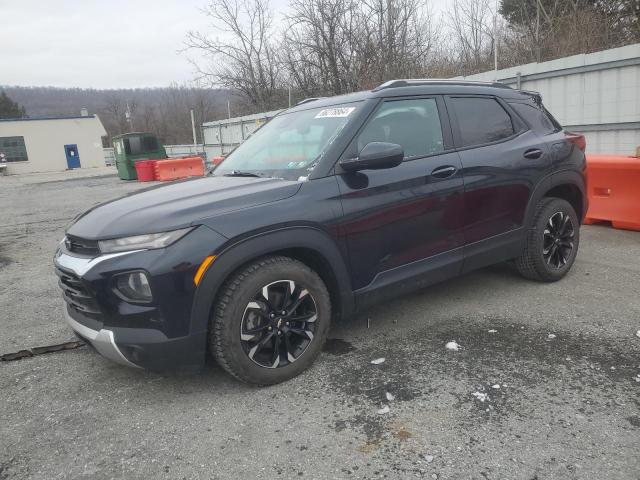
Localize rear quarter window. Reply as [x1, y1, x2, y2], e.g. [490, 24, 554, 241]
[509, 102, 562, 135]
[450, 97, 515, 147]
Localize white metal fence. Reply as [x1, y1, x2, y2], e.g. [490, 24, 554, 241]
[455, 43, 640, 155]
[202, 110, 283, 161]
[103, 148, 115, 166]
[200, 44, 640, 157]
[164, 144, 206, 158]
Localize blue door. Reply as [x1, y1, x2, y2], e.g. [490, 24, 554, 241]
[64, 144, 81, 169]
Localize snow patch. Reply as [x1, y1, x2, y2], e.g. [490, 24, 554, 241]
[370, 357, 385, 365]
[445, 341, 460, 351]
[472, 391, 489, 402]
[488, 329, 498, 333]
[377, 405, 390, 415]
[385, 391, 395, 401]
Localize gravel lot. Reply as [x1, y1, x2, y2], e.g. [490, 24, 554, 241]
[1, 169, 639, 480]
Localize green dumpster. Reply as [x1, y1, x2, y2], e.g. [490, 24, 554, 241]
[112, 133, 167, 180]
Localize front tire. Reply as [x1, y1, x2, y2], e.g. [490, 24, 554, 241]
[516, 197, 580, 282]
[210, 256, 331, 385]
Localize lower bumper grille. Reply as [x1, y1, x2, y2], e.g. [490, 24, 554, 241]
[55, 267, 102, 315]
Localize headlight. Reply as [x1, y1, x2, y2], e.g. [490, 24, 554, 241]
[98, 227, 193, 253]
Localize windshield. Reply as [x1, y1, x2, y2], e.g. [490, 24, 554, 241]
[213, 103, 360, 180]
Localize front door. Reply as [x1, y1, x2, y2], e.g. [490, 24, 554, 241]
[64, 144, 81, 169]
[335, 97, 465, 304]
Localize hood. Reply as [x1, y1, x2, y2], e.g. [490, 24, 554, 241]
[67, 176, 301, 240]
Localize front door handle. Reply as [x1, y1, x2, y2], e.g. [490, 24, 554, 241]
[523, 148, 543, 159]
[431, 165, 457, 179]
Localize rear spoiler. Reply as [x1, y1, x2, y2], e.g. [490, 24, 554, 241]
[520, 89, 543, 105]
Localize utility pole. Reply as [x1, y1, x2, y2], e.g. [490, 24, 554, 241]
[190, 109, 197, 149]
[125, 101, 134, 131]
[493, 0, 498, 80]
[227, 100, 231, 120]
[536, 0, 541, 62]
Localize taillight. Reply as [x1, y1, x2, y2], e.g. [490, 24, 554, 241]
[565, 132, 586, 152]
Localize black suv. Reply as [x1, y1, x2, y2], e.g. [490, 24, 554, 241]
[54, 80, 587, 384]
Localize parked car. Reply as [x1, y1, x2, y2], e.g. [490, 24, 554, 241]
[54, 80, 587, 384]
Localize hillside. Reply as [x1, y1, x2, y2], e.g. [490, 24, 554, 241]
[2, 86, 236, 145]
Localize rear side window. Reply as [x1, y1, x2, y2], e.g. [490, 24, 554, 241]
[450, 97, 515, 147]
[509, 102, 562, 134]
[357, 98, 444, 158]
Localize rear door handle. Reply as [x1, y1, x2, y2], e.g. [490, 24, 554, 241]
[523, 148, 543, 159]
[431, 165, 457, 179]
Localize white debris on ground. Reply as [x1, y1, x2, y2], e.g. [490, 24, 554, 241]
[491, 384, 501, 389]
[488, 329, 498, 333]
[377, 405, 390, 415]
[634, 374, 640, 383]
[548, 333, 557, 339]
[370, 357, 385, 365]
[422, 455, 434, 463]
[472, 391, 489, 402]
[636, 330, 640, 338]
[385, 391, 395, 401]
[445, 341, 461, 351]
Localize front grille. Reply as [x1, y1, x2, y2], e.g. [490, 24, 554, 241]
[65, 235, 100, 256]
[55, 267, 102, 316]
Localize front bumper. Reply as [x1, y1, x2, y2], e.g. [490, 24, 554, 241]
[65, 309, 140, 368]
[53, 225, 227, 371]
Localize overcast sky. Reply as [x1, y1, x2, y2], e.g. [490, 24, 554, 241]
[1, 0, 450, 89]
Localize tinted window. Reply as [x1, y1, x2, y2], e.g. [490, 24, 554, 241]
[0, 136, 28, 162]
[451, 97, 514, 147]
[509, 102, 561, 134]
[357, 98, 444, 158]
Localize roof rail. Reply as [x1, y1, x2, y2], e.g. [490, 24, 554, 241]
[372, 79, 512, 92]
[296, 97, 325, 105]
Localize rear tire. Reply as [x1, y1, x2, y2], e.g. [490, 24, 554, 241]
[210, 256, 331, 385]
[516, 197, 580, 282]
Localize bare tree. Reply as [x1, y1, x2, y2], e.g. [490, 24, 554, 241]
[446, 0, 495, 75]
[186, 0, 282, 111]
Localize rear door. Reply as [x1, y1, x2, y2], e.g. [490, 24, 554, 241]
[445, 95, 551, 271]
[335, 96, 465, 301]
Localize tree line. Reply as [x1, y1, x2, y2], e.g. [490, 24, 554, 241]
[1, 85, 231, 145]
[186, 0, 640, 112]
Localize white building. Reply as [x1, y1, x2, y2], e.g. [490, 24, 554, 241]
[0, 114, 107, 175]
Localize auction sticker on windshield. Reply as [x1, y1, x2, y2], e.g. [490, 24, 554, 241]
[315, 107, 356, 118]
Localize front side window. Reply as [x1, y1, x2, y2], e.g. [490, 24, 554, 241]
[451, 97, 515, 147]
[357, 98, 444, 158]
[214, 103, 361, 180]
[0, 136, 28, 162]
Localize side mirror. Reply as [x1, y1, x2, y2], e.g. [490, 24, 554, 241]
[339, 142, 404, 172]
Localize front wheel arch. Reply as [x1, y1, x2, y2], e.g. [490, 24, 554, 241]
[189, 227, 354, 359]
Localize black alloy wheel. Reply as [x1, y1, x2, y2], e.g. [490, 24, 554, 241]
[240, 280, 318, 368]
[542, 211, 575, 269]
[515, 197, 580, 282]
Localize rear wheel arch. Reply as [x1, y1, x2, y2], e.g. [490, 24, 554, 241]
[524, 171, 586, 229]
[545, 183, 585, 222]
[190, 227, 354, 347]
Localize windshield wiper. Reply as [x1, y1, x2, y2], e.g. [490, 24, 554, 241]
[223, 170, 265, 178]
